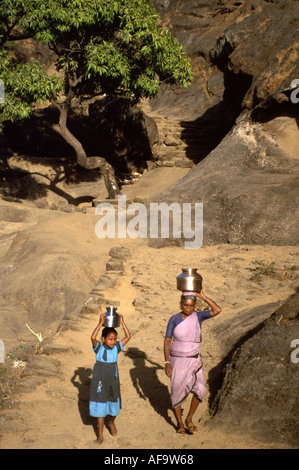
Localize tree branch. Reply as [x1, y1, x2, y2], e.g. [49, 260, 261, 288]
[68, 74, 83, 88]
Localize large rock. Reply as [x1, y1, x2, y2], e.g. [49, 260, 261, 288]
[151, 0, 299, 120]
[147, 0, 299, 247]
[148, 115, 299, 246]
[208, 290, 299, 446]
[210, 0, 299, 112]
[0, 201, 107, 352]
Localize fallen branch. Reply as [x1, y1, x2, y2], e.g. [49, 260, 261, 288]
[25, 323, 43, 343]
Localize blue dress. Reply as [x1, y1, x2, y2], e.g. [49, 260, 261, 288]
[89, 340, 123, 418]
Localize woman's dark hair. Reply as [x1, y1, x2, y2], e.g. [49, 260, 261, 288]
[102, 327, 117, 338]
[181, 294, 197, 302]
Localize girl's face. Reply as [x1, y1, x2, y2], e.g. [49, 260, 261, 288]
[102, 332, 117, 348]
[181, 299, 196, 317]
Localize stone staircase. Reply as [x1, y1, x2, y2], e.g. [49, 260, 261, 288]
[138, 99, 201, 169]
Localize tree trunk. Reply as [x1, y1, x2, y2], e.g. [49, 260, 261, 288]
[51, 101, 120, 199]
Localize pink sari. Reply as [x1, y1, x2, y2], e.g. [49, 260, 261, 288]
[170, 311, 206, 408]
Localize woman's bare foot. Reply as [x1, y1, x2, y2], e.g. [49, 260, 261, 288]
[184, 419, 198, 433]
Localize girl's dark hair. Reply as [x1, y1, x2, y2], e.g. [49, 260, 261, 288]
[102, 327, 117, 338]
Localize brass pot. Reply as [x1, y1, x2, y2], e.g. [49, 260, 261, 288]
[176, 268, 202, 292]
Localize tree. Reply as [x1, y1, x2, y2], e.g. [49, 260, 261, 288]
[0, 0, 193, 198]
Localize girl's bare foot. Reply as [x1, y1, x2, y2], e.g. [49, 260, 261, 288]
[109, 419, 117, 436]
[94, 437, 104, 445]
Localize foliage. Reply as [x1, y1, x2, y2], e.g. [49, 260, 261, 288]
[249, 259, 296, 282]
[0, 1, 63, 128]
[0, 50, 63, 127]
[0, 0, 193, 129]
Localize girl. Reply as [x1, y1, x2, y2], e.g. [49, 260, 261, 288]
[89, 311, 131, 444]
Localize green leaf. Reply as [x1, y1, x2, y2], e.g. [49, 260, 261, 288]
[1, 0, 193, 128]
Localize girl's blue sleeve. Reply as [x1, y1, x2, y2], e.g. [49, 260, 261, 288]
[93, 341, 101, 353]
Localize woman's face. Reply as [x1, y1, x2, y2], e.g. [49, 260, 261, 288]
[181, 299, 196, 317]
[102, 332, 117, 348]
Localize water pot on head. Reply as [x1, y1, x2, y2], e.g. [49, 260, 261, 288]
[176, 268, 202, 292]
[104, 306, 120, 328]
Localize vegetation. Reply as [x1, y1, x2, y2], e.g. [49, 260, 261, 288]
[0, 0, 193, 197]
[249, 260, 277, 280]
[249, 260, 295, 282]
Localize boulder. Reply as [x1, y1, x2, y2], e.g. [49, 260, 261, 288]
[0, 202, 105, 353]
[208, 290, 299, 446]
[148, 115, 299, 246]
[152, 0, 299, 120]
[210, 0, 299, 112]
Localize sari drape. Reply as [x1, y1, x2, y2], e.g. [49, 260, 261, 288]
[170, 311, 206, 408]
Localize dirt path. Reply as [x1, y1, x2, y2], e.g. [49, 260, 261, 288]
[0, 237, 297, 449]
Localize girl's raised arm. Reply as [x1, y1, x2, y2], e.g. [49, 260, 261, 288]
[91, 313, 105, 348]
[118, 313, 131, 347]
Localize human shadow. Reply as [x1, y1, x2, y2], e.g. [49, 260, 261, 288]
[71, 366, 127, 439]
[125, 347, 176, 430]
[70, 367, 98, 437]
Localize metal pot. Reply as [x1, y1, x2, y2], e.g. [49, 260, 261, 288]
[104, 306, 120, 328]
[176, 268, 202, 292]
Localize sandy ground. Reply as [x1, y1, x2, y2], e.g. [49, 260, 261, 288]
[0, 167, 298, 450]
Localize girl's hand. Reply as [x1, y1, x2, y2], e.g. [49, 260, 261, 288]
[118, 312, 124, 323]
[99, 313, 106, 324]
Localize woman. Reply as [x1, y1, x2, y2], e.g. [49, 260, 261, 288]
[164, 290, 221, 434]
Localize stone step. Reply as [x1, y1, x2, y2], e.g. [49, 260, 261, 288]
[137, 99, 207, 167]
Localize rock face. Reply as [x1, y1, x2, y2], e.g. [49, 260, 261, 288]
[148, 0, 299, 246]
[0, 201, 108, 352]
[149, 115, 299, 246]
[208, 290, 299, 446]
[152, 0, 299, 120]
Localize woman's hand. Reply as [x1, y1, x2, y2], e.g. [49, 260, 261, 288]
[165, 362, 172, 378]
[164, 337, 172, 377]
[196, 290, 206, 301]
[197, 291, 222, 317]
